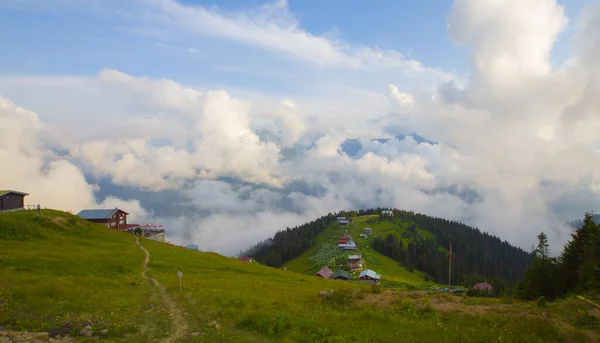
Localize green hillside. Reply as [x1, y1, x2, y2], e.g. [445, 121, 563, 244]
[1, 210, 597, 342]
[284, 216, 427, 287]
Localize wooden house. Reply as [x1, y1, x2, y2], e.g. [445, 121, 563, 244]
[238, 256, 252, 262]
[186, 244, 199, 251]
[332, 269, 352, 280]
[472, 282, 493, 293]
[359, 269, 381, 284]
[0, 190, 28, 211]
[348, 262, 363, 272]
[314, 266, 334, 279]
[77, 208, 128, 230]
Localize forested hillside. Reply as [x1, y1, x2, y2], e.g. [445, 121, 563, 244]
[371, 210, 531, 291]
[250, 208, 531, 290]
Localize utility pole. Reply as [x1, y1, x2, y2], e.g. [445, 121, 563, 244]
[449, 242, 452, 287]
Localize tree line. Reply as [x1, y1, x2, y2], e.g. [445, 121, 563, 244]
[516, 213, 600, 300]
[250, 208, 531, 292]
[371, 210, 531, 292]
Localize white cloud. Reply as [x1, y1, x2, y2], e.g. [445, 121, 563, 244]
[448, 0, 568, 89]
[388, 84, 415, 108]
[135, 0, 451, 79]
[0, 97, 148, 219]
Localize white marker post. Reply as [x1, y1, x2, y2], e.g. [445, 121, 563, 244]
[177, 271, 183, 292]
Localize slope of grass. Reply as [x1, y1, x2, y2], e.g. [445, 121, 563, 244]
[1, 209, 597, 342]
[285, 217, 429, 286]
[0, 210, 170, 342]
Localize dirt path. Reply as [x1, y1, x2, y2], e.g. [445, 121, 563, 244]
[135, 236, 188, 343]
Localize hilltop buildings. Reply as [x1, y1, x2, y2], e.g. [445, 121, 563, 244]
[77, 208, 128, 230]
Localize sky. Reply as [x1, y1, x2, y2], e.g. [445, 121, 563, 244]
[1, 0, 600, 256]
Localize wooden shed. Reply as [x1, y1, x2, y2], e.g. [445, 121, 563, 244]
[0, 190, 28, 211]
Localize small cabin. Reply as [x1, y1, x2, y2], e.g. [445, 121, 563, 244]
[315, 266, 334, 279]
[472, 282, 493, 293]
[186, 244, 199, 251]
[364, 227, 372, 235]
[238, 256, 252, 262]
[332, 269, 352, 280]
[359, 269, 381, 284]
[0, 190, 29, 212]
[77, 208, 128, 230]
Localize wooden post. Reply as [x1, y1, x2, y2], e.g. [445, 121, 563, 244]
[449, 243, 452, 287]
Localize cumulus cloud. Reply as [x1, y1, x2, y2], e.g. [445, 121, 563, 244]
[448, 0, 568, 89]
[0, 97, 147, 220]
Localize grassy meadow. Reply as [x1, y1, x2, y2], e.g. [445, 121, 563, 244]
[284, 215, 427, 286]
[0, 210, 171, 342]
[1, 210, 598, 342]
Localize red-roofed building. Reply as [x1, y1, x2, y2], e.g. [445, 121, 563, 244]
[472, 282, 493, 293]
[239, 256, 252, 262]
[314, 266, 334, 279]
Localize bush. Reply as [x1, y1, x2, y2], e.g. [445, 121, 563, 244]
[536, 296, 548, 308]
[573, 309, 598, 329]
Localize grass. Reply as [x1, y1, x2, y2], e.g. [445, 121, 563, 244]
[1, 209, 598, 342]
[0, 210, 170, 342]
[285, 216, 427, 286]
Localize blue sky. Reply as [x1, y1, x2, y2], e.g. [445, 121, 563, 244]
[0, 0, 589, 89]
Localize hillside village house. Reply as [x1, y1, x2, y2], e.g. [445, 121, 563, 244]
[359, 269, 381, 284]
[238, 256, 251, 262]
[359, 234, 368, 239]
[0, 190, 29, 211]
[472, 282, 493, 293]
[332, 269, 352, 280]
[338, 242, 357, 251]
[348, 262, 363, 272]
[315, 266, 334, 279]
[364, 227, 373, 235]
[77, 208, 128, 230]
[348, 254, 362, 262]
[381, 210, 394, 216]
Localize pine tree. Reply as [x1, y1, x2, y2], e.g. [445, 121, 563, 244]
[516, 232, 558, 300]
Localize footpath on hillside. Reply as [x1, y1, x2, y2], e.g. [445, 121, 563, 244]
[135, 236, 188, 343]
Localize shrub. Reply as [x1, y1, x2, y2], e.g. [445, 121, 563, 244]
[536, 296, 548, 308]
[573, 309, 598, 329]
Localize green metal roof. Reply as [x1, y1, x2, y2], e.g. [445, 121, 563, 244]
[332, 269, 352, 280]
